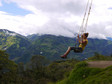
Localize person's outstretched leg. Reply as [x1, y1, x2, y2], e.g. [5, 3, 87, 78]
[61, 47, 71, 58]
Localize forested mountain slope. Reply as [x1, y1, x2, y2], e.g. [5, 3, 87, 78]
[0, 29, 112, 63]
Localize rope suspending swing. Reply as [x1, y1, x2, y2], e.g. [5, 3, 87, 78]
[83, 0, 93, 33]
[75, 0, 93, 48]
[79, 0, 93, 35]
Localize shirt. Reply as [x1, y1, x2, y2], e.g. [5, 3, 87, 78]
[79, 39, 88, 50]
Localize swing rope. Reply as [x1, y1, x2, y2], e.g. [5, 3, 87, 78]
[75, 0, 93, 47]
[83, 0, 93, 33]
[79, 0, 90, 35]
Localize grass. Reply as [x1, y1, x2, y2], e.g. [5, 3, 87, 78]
[57, 61, 112, 84]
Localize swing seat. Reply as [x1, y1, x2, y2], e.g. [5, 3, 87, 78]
[74, 47, 83, 53]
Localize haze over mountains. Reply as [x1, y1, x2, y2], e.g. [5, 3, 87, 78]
[0, 29, 112, 63]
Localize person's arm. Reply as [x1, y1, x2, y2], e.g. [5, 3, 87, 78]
[78, 35, 87, 44]
[77, 34, 82, 44]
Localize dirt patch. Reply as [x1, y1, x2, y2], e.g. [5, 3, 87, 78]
[88, 61, 112, 68]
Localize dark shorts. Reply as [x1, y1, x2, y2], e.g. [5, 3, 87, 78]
[70, 47, 83, 53]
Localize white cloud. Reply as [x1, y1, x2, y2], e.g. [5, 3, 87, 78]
[0, 0, 112, 39]
[7, 0, 87, 14]
[0, 11, 49, 35]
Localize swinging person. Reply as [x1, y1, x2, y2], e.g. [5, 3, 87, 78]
[61, 33, 89, 58]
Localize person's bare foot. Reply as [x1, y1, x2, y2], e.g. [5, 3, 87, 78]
[61, 55, 67, 59]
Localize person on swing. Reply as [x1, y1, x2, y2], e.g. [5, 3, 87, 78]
[61, 33, 89, 58]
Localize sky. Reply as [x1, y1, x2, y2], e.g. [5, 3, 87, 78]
[0, 0, 112, 39]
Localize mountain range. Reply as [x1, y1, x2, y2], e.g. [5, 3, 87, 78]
[0, 29, 112, 63]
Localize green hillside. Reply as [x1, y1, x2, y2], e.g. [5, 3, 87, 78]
[0, 50, 79, 84]
[17, 34, 112, 63]
[1, 50, 112, 84]
[18, 35, 75, 63]
[0, 29, 112, 63]
[57, 61, 112, 84]
[0, 29, 30, 60]
[56, 54, 112, 84]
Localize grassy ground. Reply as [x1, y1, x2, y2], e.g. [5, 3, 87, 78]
[56, 61, 112, 84]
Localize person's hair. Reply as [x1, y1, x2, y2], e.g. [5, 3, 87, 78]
[84, 33, 89, 38]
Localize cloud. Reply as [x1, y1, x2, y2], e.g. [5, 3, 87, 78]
[0, 11, 49, 35]
[0, 0, 112, 39]
[7, 0, 87, 15]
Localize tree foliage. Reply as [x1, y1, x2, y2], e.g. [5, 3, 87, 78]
[0, 50, 17, 84]
[87, 52, 112, 61]
[1, 49, 112, 84]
